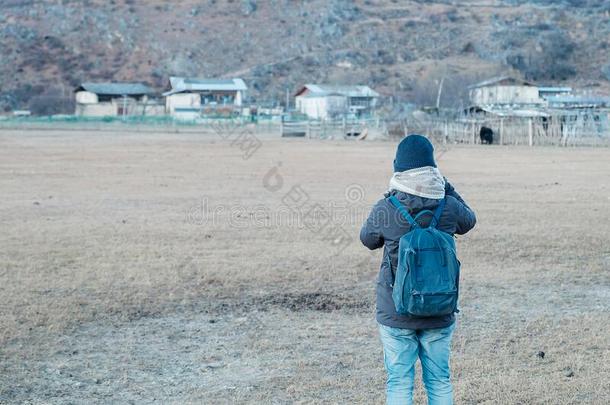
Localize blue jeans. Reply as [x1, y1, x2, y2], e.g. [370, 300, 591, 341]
[378, 322, 455, 405]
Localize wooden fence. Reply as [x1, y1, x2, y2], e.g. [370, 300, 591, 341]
[280, 118, 382, 139]
[403, 113, 610, 146]
[2, 112, 607, 146]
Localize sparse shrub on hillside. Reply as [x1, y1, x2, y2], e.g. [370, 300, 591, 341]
[400, 20, 418, 32]
[24, 55, 48, 71]
[241, 0, 256, 16]
[250, 76, 271, 93]
[302, 56, 320, 67]
[151, 69, 165, 87]
[530, 23, 553, 31]
[602, 63, 610, 81]
[369, 69, 390, 87]
[373, 50, 395, 65]
[507, 29, 577, 81]
[43, 35, 65, 50]
[318, 16, 346, 40]
[446, 9, 460, 22]
[461, 42, 475, 54]
[328, 0, 361, 21]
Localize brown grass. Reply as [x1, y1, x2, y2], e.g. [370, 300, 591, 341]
[0, 129, 608, 403]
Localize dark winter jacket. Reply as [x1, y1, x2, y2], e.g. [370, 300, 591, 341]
[360, 180, 476, 330]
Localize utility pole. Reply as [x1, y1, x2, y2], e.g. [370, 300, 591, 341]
[436, 77, 445, 110]
[122, 95, 127, 120]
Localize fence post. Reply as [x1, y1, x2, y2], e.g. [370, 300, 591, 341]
[499, 118, 504, 145]
[471, 121, 476, 144]
[528, 118, 533, 146]
[561, 120, 568, 146]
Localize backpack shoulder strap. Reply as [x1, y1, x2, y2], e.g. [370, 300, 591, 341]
[388, 195, 418, 228]
[431, 197, 446, 228]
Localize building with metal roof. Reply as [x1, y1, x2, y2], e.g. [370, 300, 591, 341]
[295, 84, 379, 98]
[163, 77, 247, 96]
[76, 83, 155, 97]
[163, 77, 248, 118]
[468, 76, 543, 107]
[74, 82, 162, 117]
[294, 84, 379, 119]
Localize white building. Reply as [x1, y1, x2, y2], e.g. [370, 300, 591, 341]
[468, 77, 543, 107]
[74, 83, 161, 117]
[163, 77, 247, 119]
[294, 84, 379, 120]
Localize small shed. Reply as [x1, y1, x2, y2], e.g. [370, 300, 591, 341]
[163, 77, 247, 118]
[294, 84, 379, 120]
[74, 83, 161, 117]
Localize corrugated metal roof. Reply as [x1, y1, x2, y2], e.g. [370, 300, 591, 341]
[164, 77, 247, 95]
[469, 76, 535, 89]
[297, 84, 379, 98]
[77, 82, 154, 95]
[467, 105, 550, 118]
[538, 87, 572, 93]
[489, 108, 550, 118]
[545, 95, 610, 105]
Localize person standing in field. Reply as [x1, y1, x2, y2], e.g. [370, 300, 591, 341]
[360, 135, 476, 405]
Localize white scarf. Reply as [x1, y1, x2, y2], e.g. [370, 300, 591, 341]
[389, 166, 446, 199]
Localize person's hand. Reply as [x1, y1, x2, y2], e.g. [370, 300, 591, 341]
[443, 177, 454, 193]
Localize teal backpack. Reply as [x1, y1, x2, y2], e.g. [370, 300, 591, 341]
[388, 195, 460, 317]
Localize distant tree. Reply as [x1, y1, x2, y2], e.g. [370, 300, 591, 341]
[28, 87, 74, 116]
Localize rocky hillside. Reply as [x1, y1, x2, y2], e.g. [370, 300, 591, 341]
[1, 0, 609, 114]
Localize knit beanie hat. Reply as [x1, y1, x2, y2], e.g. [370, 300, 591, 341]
[393, 134, 436, 172]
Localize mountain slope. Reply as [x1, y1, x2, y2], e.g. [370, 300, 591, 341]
[1, 0, 609, 113]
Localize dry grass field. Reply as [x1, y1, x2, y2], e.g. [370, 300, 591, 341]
[0, 129, 609, 404]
